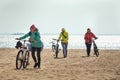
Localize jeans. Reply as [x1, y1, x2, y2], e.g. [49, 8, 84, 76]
[61, 42, 68, 58]
[85, 43, 92, 56]
[31, 47, 42, 67]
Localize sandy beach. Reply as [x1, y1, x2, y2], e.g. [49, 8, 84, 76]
[0, 48, 120, 80]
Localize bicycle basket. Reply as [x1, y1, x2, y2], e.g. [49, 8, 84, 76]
[15, 41, 22, 49]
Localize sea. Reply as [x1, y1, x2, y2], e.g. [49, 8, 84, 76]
[0, 34, 120, 50]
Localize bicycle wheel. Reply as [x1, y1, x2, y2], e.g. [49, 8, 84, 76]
[52, 45, 56, 52]
[94, 50, 99, 57]
[23, 51, 29, 68]
[16, 50, 23, 69]
[55, 44, 59, 58]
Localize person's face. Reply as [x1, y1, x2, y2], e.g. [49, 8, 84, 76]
[30, 26, 36, 32]
[87, 29, 91, 33]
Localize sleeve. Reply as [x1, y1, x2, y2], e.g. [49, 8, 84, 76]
[20, 32, 29, 40]
[84, 33, 87, 40]
[92, 33, 97, 39]
[58, 32, 62, 41]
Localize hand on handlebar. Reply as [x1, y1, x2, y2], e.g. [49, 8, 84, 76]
[96, 37, 98, 39]
[92, 37, 98, 41]
[15, 38, 20, 40]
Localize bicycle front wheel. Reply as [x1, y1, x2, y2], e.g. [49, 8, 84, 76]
[23, 51, 29, 68]
[95, 50, 99, 57]
[16, 50, 23, 69]
[55, 45, 59, 58]
[52, 45, 55, 52]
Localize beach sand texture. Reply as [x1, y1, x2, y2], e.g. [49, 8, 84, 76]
[0, 48, 120, 80]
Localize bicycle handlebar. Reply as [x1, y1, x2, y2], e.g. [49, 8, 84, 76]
[15, 37, 35, 42]
[16, 39, 29, 42]
[52, 38, 58, 41]
[92, 37, 98, 41]
[49, 41, 54, 44]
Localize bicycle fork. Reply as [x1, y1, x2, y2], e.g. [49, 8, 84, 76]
[22, 49, 27, 61]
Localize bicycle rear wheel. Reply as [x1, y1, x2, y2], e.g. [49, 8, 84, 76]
[23, 51, 29, 68]
[16, 50, 23, 69]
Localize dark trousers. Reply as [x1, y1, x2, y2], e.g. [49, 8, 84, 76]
[31, 47, 41, 67]
[61, 42, 68, 58]
[85, 43, 92, 56]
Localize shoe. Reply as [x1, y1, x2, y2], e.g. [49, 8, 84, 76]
[37, 63, 40, 69]
[64, 56, 67, 58]
[34, 63, 38, 68]
[87, 55, 90, 57]
[38, 66, 40, 69]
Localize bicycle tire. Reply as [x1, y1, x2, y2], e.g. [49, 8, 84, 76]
[93, 46, 99, 57]
[52, 45, 56, 52]
[55, 44, 59, 58]
[55, 50, 58, 58]
[95, 50, 99, 57]
[16, 50, 23, 69]
[23, 51, 29, 68]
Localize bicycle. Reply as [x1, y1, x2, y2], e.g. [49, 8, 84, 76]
[92, 39, 99, 57]
[15, 40, 30, 69]
[50, 39, 60, 58]
[49, 39, 56, 52]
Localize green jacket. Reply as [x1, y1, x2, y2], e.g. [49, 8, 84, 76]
[20, 31, 42, 48]
[58, 31, 69, 43]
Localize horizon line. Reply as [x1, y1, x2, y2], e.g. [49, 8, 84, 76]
[0, 33, 120, 35]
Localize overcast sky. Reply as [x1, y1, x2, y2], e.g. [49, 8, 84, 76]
[0, 0, 120, 34]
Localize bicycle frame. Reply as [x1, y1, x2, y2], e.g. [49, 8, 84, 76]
[52, 39, 60, 58]
[21, 40, 30, 57]
[49, 39, 57, 52]
[15, 40, 30, 69]
[92, 39, 99, 57]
